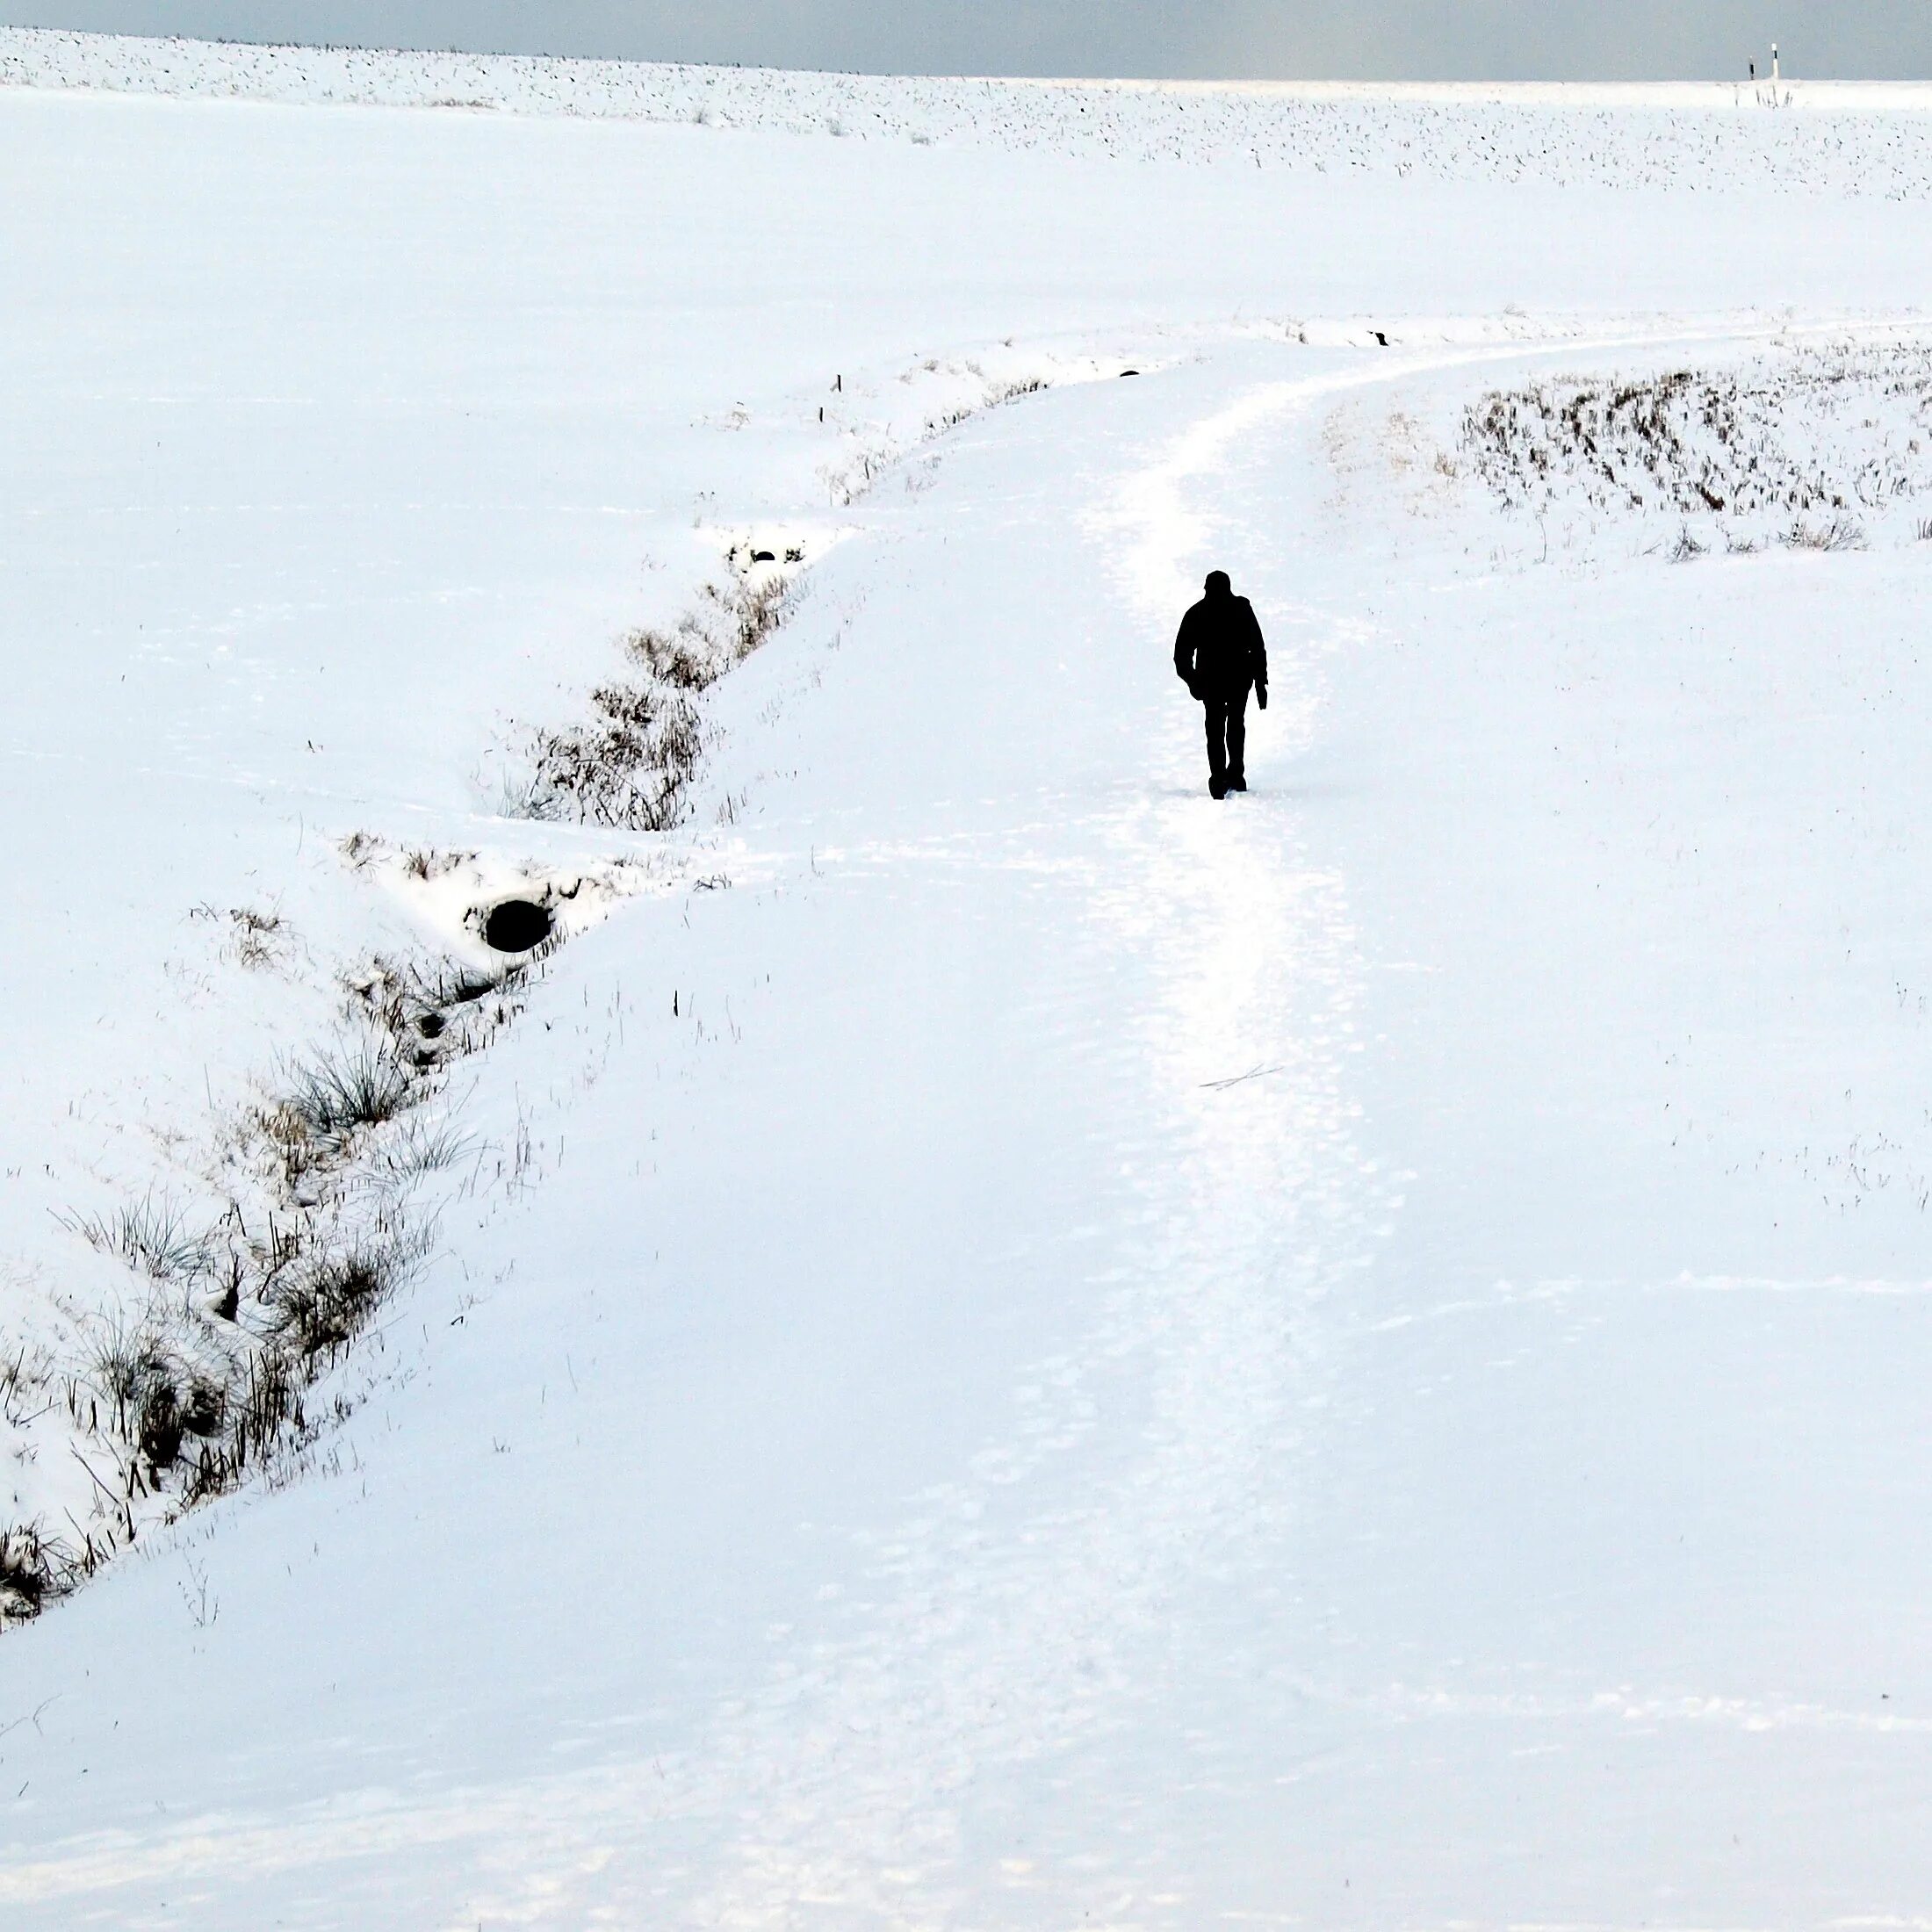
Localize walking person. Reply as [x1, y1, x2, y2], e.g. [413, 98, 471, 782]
[1173, 569, 1267, 798]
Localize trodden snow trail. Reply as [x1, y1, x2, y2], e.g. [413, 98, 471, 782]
[661, 451, 1378, 1927]
[561, 356, 1361, 1930]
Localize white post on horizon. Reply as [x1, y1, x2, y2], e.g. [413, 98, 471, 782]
[1772, 40, 1780, 83]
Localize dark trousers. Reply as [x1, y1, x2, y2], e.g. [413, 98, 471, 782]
[1202, 687, 1248, 786]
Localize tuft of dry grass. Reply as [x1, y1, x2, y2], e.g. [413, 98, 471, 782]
[0, 1525, 61, 1623]
[65, 1195, 212, 1285]
[269, 1240, 413, 1362]
[986, 374, 1046, 406]
[1785, 514, 1868, 551]
[281, 1038, 416, 1143]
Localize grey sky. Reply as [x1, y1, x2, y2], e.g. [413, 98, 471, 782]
[1, 2, 1928, 81]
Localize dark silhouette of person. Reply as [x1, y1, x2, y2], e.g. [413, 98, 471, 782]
[1173, 570, 1267, 797]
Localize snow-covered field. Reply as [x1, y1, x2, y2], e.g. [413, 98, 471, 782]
[5, 28, 1932, 1928]
[16, 24, 1932, 189]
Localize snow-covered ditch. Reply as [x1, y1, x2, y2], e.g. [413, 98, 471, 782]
[0, 330, 1132, 1620]
[0, 836, 651, 1618]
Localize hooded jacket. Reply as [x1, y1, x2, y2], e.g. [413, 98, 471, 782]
[1173, 578, 1267, 698]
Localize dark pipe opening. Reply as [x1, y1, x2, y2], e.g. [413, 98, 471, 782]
[483, 898, 553, 954]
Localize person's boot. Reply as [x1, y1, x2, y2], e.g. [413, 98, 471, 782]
[1227, 772, 1247, 793]
[1208, 775, 1228, 799]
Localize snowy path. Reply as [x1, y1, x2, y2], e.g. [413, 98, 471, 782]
[9, 327, 1932, 1925]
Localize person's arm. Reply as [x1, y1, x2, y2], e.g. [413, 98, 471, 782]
[1247, 603, 1269, 708]
[1174, 611, 1199, 693]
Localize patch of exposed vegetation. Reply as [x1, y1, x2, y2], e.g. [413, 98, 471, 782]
[1459, 342, 1932, 555]
[189, 902, 293, 971]
[3, 941, 543, 1627]
[511, 571, 794, 829]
